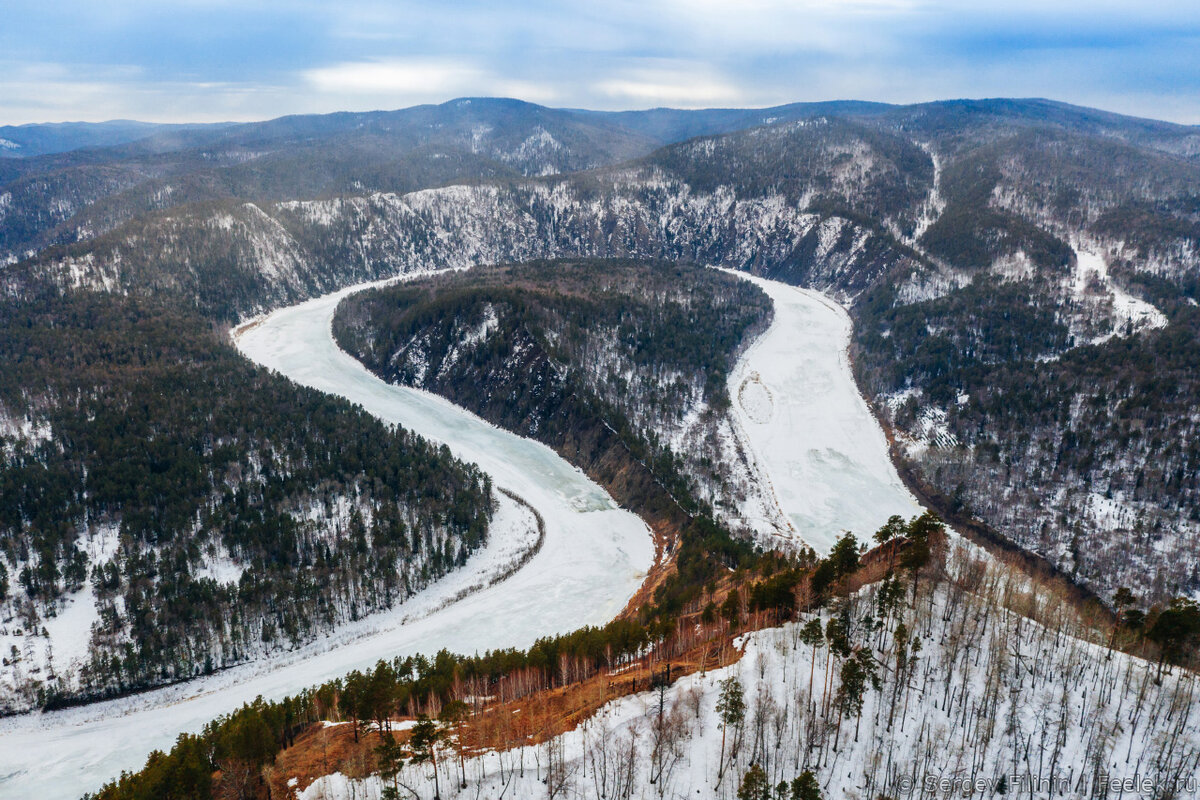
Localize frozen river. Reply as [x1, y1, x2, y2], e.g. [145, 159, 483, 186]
[0, 277, 653, 800]
[727, 273, 922, 553]
[0, 270, 922, 799]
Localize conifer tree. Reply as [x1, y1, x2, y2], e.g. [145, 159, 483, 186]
[829, 533, 860, 580]
[738, 763, 769, 800]
[798, 619, 824, 711]
[790, 770, 822, 800]
[1147, 597, 1200, 680]
[408, 714, 444, 799]
[716, 675, 746, 782]
[375, 733, 405, 800]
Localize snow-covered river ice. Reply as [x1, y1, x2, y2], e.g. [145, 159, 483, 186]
[0, 270, 922, 800]
[727, 274, 922, 553]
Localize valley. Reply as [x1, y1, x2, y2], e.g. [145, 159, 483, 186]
[724, 273, 923, 554]
[0, 273, 653, 800]
[12, 100, 1196, 606]
[0, 96, 1197, 800]
[7, 260, 931, 799]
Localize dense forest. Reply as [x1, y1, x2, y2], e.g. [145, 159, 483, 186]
[333, 259, 778, 538]
[854, 265, 1200, 602]
[0, 288, 493, 711]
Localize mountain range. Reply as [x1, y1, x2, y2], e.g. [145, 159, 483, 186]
[2, 94, 1198, 712]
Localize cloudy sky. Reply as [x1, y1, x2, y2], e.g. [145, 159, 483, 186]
[3, 0, 1200, 125]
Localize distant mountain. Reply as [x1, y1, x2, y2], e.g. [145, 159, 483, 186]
[572, 99, 895, 142]
[0, 119, 232, 159]
[6, 96, 1196, 268]
[0, 98, 664, 264]
[875, 97, 1200, 158]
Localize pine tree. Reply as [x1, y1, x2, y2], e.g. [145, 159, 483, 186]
[901, 511, 942, 602]
[408, 714, 443, 799]
[716, 675, 746, 782]
[738, 763, 770, 800]
[829, 533, 860, 580]
[834, 648, 879, 743]
[1147, 597, 1200, 680]
[798, 619, 824, 712]
[822, 615, 851, 715]
[790, 770, 822, 800]
[375, 733, 405, 800]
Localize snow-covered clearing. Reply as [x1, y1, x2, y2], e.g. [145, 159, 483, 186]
[725, 272, 923, 554]
[0, 276, 653, 800]
[0, 525, 121, 711]
[1068, 250, 1167, 345]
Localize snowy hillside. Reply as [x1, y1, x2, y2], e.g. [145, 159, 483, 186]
[301, 542, 1200, 800]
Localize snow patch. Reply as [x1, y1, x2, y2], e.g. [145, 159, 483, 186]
[0, 408, 52, 451]
[194, 541, 245, 586]
[1067, 249, 1167, 345]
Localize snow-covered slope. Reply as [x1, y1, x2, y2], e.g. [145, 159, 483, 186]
[302, 542, 1200, 800]
[1066, 249, 1168, 346]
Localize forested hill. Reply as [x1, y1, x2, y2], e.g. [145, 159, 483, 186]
[333, 259, 782, 541]
[4, 96, 1200, 624]
[17, 98, 1190, 608]
[0, 288, 494, 713]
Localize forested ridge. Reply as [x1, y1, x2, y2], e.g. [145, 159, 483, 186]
[854, 264, 1200, 602]
[334, 259, 776, 535]
[0, 288, 493, 711]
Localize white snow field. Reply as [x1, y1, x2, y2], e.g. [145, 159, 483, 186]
[1069, 249, 1168, 345]
[726, 273, 923, 554]
[0, 277, 653, 800]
